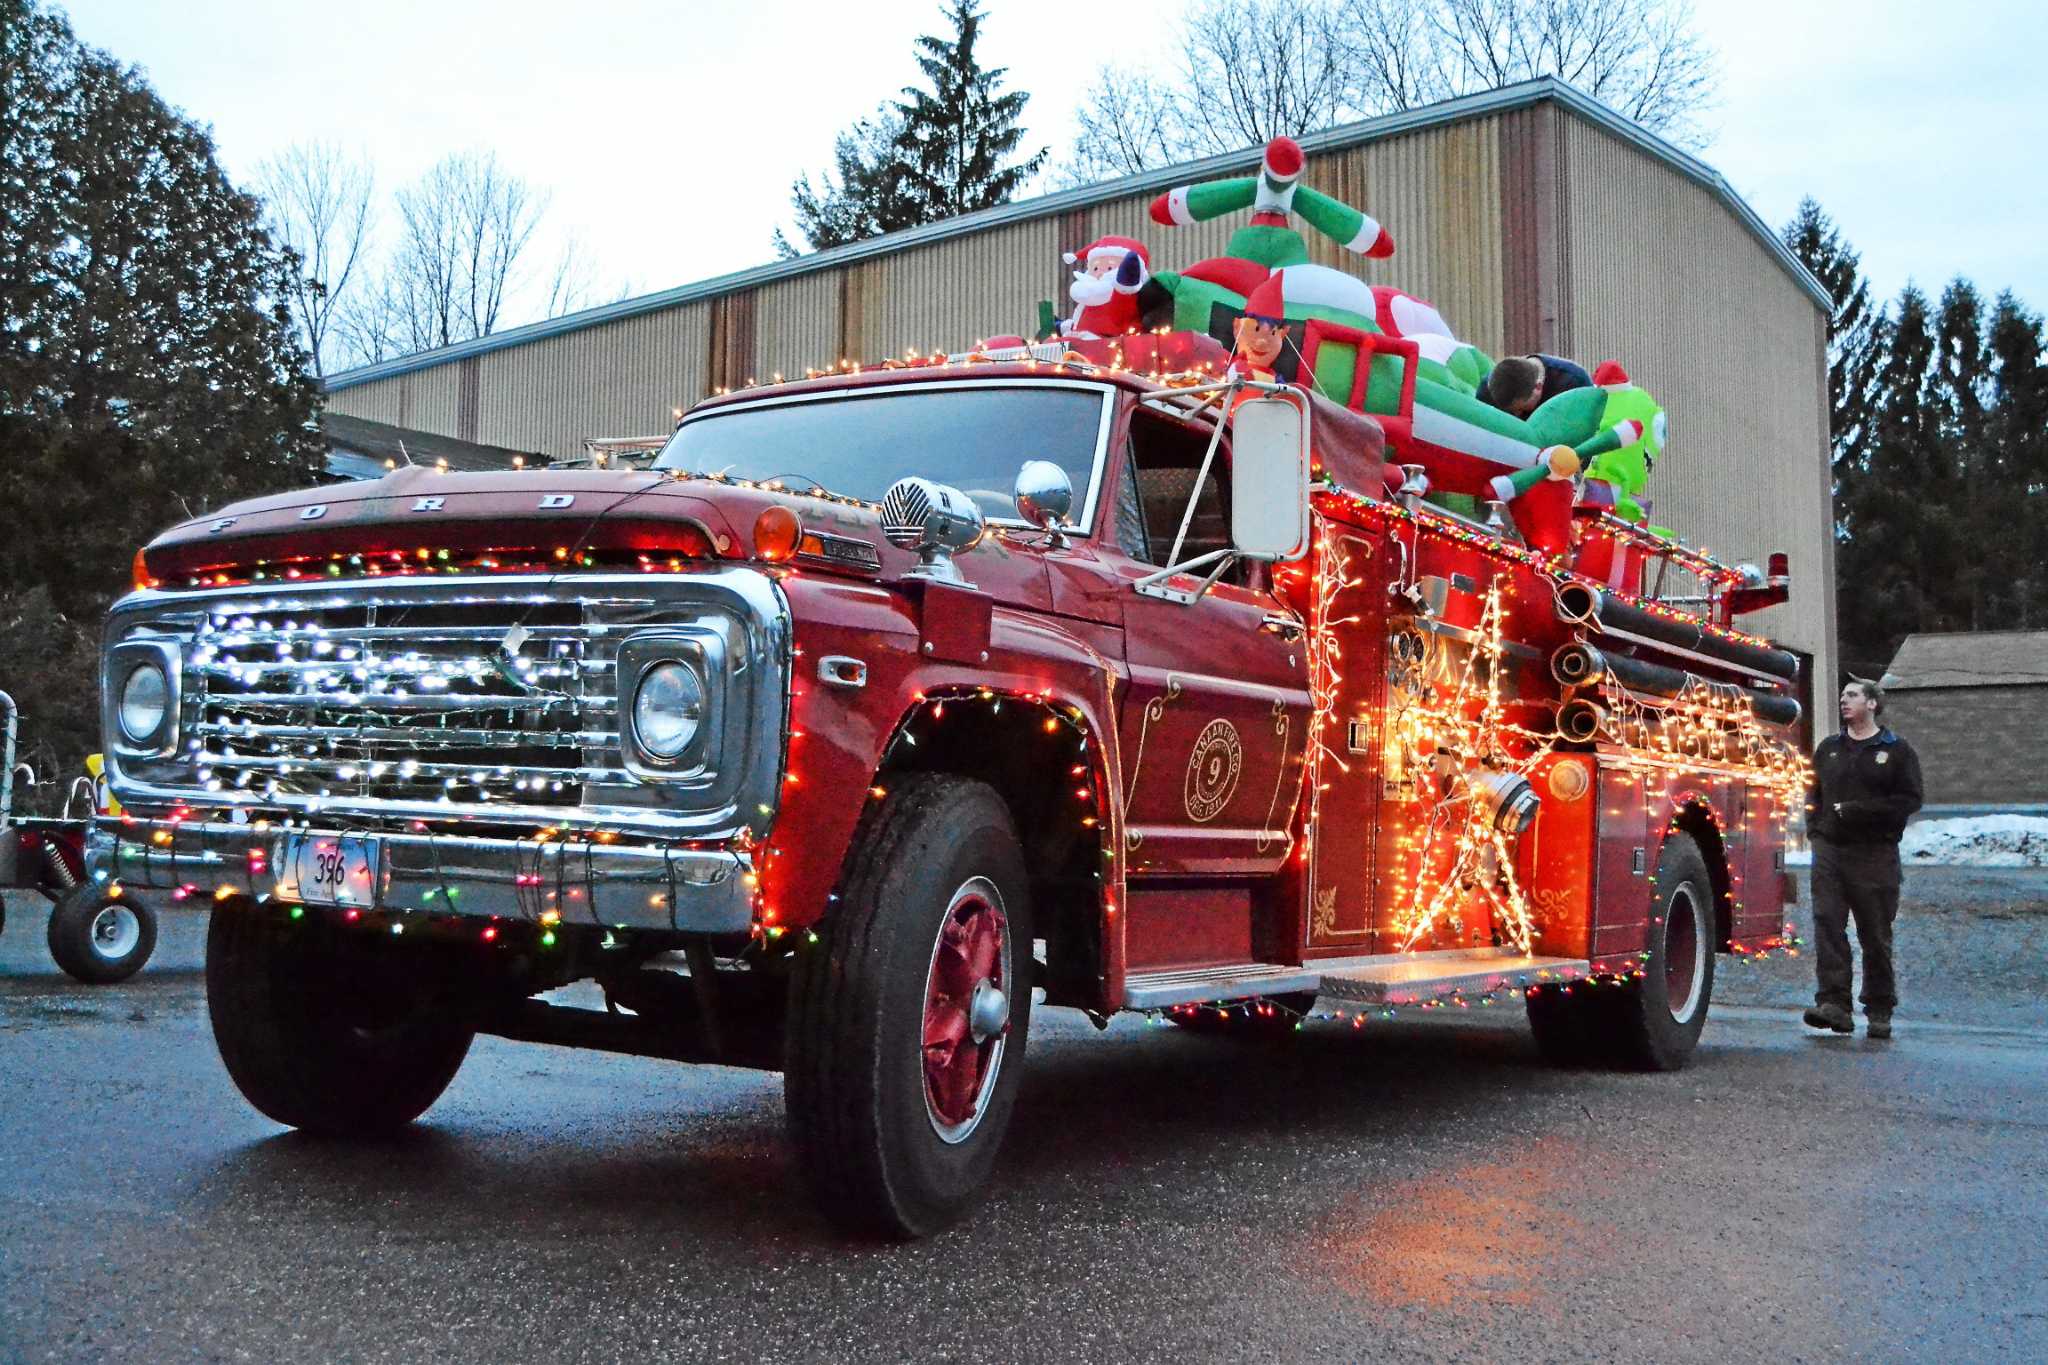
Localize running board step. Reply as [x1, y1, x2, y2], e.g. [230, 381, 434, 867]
[1123, 949, 1591, 1012]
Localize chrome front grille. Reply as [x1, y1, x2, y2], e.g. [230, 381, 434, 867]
[183, 600, 605, 809]
[104, 572, 790, 840]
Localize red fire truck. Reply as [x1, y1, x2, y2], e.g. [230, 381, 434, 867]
[90, 333, 1805, 1238]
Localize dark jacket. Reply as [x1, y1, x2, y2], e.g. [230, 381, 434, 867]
[1477, 354, 1593, 411]
[1805, 728, 1924, 845]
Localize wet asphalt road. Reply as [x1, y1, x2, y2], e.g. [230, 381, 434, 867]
[3, 877, 2046, 1364]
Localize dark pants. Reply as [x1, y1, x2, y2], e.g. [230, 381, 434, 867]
[1811, 839, 1901, 1015]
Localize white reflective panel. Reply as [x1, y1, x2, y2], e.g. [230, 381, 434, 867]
[1228, 397, 1310, 560]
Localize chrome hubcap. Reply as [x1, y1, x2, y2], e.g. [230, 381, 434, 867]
[921, 877, 1011, 1145]
[89, 905, 141, 961]
[968, 979, 1009, 1043]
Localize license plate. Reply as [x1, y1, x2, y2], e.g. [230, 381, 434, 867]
[276, 834, 382, 908]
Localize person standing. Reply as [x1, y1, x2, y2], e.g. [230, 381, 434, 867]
[1802, 679, 1924, 1039]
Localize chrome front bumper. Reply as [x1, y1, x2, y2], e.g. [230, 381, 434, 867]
[86, 816, 756, 935]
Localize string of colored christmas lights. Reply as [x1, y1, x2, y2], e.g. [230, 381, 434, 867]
[1384, 578, 1557, 955]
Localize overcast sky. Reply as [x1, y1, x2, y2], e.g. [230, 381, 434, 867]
[59, 0, 2048, 343]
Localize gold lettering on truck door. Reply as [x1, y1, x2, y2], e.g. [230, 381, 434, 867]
[1183, 718, 1244, 822]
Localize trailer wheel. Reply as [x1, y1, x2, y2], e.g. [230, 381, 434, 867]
[1607, 832, 1716, 1071]
[47, 886, 157, 984]
[785, 775, 1033, 1239]
[207, 900, 474, 1135]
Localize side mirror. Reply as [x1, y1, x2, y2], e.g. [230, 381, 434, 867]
[1228, 396, 1310, 560]
[1013, 459, 1073, 544]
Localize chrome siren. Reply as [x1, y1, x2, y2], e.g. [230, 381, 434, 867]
[880, 477, 986, 586]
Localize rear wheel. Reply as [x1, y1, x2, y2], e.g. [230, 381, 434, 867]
[207, 900, 475, 1135]
[785, 775, 1033, 1238]
[47, 886, 157, 984]
[1608, 833, 1716, 1070]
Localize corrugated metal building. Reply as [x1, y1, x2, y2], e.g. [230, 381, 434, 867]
[323, 77, 1837, 698]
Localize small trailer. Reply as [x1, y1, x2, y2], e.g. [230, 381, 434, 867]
[0, 692, 155, 982]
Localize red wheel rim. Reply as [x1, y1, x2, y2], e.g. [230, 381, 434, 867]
[922, 877, 1011, 1143]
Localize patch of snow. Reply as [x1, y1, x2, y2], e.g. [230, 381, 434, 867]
[1902, 815, 2048, 868]
[1781, 815, 2048, 868]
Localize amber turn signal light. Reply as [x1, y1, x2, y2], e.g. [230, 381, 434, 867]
[753, 505, 802, 562]
[131, 547, 156, 590]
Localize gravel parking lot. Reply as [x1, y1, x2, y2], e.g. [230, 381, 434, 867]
[1717, 867, 2048, 1031]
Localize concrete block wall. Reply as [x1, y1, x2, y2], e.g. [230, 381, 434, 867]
[1881, 687, 2048, 806]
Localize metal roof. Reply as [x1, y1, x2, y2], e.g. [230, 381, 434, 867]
[1884, 631, 2048, 690]
[321, 412, 538, 471]
[325, 77, 1830, 394]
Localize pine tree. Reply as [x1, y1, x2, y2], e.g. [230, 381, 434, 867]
[1781, 199, 1887, 481]
[777, 1, 1045, 254]
[891, 0, 1046, 220]
[777, 108, 923, 257]
[1929, 280, 1994, 630]
[1838, 285, 1943, 674]
[0, 0, 321, 772]
[1985, 292, 2048, 630]
[1782, 197, 2048, 672]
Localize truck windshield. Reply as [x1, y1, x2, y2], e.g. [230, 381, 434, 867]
[653, 384, 1107, 521]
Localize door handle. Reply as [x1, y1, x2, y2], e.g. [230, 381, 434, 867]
[1260, 613, 1304, 641]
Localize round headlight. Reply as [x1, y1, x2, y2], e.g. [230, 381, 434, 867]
[119, 662, 169, 743]
[633, 661, 704, 759]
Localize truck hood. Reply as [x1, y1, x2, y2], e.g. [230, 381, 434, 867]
[137, 465, 1010, 596]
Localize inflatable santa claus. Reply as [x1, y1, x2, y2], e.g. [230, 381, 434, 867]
[1059, 236, 1151, 338]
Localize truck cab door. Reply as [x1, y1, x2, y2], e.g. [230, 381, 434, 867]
[1096, 410, 1312, 877]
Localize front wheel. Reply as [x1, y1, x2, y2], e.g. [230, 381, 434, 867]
[785, 775, 1033, 1238]
[1607, 832, 1717, 1070]
[47, 886, 157, 984]
[207, 900, 475, 1135]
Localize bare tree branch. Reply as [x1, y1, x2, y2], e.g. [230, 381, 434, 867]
[541, 239, 611, 318]
[1061, 0, 1717, 184]
[256, 142, 373, 382]
[381, 152, 548, 353]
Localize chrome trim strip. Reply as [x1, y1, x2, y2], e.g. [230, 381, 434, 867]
[86, 817, 756, 935]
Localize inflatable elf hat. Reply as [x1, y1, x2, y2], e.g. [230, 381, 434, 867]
[1242, 273, 1287, 325]
[1062, 235, 1150, 286]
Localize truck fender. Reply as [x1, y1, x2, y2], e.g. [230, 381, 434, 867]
[865, 676, 1129, 1016]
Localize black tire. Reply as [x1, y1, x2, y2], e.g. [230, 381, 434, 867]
[1524, 980, 1605, 1066]
[1607, 832, 1717, 1071]
[47, 886, 157, 984]
[207, 899, 475, 1136]
[1168, 992, 1317, 1037]
[785, 775, 1034, 1239]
